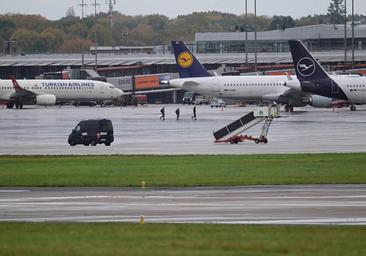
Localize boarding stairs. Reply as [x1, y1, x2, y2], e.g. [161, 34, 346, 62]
[213, 104, 279, 144]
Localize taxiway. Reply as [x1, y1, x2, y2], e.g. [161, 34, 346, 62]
[0, 185, 365, 225]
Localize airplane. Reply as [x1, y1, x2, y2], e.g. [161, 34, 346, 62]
[0, 76, 124, 109]
[169, 41, 335, 112]
[287, 40, 366, 111]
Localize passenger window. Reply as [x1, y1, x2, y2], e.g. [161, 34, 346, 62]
[75, 125, 80, 132]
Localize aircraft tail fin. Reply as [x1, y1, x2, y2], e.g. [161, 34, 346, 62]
[171, 41, 211, 78]
[288, 40, 330, 81]
[10, 76, 23, 92]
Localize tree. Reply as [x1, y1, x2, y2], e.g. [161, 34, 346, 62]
[327, 0, 345, 24]
[270, 16, 295, 30]
[39, 27, 66, 52]
[11, 28, 40, 53]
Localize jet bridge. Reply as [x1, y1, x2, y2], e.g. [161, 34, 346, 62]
[214, 104, 279, 144]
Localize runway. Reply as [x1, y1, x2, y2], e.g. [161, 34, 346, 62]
[1, 185, 366, 225]
[1, 104, 366, 155]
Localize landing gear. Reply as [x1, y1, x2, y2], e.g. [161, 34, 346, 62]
[15, 102, 23, 109]
[350, 105, 357, 111]
[6, 102, 14, 109]
[284, 105, 294, 112]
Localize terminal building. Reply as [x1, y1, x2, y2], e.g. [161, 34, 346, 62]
[195, 24, 366, 53]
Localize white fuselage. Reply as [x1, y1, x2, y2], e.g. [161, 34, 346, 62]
[170, 75, 292, 101]
[170, 74, 366, 104]
[330, 75, 366, 104]
[0, 79, 123, 103]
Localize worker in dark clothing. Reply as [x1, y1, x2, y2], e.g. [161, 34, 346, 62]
[160, 107, 165, 120]
[192, 106, 197, 120]
[175, 108, 180, 120]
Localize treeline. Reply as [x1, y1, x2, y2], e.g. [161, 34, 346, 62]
[0, 11, 365, 54]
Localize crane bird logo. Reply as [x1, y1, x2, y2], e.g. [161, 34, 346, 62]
[178, 51, 194, 69]
[297, 57, 316, 77]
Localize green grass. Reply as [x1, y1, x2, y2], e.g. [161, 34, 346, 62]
[0, 153, 365, 187]
[0, 223, 365, 256]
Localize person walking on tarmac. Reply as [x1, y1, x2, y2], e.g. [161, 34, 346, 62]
[160, 107, 165, 120]
[192, 106, 197, 120]
[175, 108, 180, 120]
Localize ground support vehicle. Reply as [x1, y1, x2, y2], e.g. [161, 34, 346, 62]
[214, 104, 279, 144]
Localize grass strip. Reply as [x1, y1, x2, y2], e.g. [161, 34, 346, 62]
[0, 153, 365, 187]
[0, 223, 365, 256]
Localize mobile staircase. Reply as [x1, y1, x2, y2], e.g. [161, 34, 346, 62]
[214, 104, 279, 144]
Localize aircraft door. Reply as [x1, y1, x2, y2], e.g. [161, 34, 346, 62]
[95, 83, 105, 99]
[210, 79, 220, 93]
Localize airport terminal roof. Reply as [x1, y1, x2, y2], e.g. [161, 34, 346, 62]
[1, 50, 366, 67]
[196, 24, 366, 41]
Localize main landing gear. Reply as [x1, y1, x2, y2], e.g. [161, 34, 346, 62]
[284, 105, 294, 112]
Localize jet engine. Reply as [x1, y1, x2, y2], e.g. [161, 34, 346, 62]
[35, 94, 57, 106]
[308, 95, 333, 108]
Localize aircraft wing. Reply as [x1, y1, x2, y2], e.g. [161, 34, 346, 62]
[123, 87, 180, 95]
[262, 88, 308, 106]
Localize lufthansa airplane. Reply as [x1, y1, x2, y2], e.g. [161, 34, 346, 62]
[169, 41, 334, 112]
[288, 40, 366, 111]
[0, 77, 124, 109]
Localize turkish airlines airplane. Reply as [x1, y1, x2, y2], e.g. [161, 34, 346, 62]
[169, 41, 335, 112]
[0, 77, 123, 109]
[288, 40, 366, 111]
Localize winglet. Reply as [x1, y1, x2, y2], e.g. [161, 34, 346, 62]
[10, 75, 23, 92]
[171, 41, 211, 78]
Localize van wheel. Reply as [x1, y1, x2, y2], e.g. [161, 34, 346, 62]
[69, 140, 75, 146]
[84, 143, 89, 146]
[90, 140, 97, 146]
[105, 142, 111, 146]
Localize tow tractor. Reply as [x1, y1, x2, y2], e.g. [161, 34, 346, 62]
[213, 104, 279, 144]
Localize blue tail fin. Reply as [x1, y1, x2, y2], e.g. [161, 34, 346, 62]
[288, 40, 348, 101]
[171, 41, 211, 78]
[288, 40, 330, 81]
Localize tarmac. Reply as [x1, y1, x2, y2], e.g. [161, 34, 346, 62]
[1, 185, 365, 225]
[1, 104, 366, 155]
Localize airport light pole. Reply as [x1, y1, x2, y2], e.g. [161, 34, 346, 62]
[254, 0, 257, 72]
[92, 0, 100, 69]
[351, 0, 355, 69]
[245, 0, 248, 66]
[79, 0, 87, 67]
[344, 0, 347, 64]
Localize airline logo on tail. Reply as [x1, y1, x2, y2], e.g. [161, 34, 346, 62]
[297, 57, 316, 77]
[178, 51, 193, 69]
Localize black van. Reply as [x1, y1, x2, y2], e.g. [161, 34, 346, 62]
[68, 119, 114, 146]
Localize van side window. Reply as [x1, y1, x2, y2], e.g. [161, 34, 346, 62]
[75, 125, 81, 132]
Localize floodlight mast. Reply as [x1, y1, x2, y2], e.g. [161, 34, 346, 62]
[79, 0, 88, 67]
[91, 0, 100, 69]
